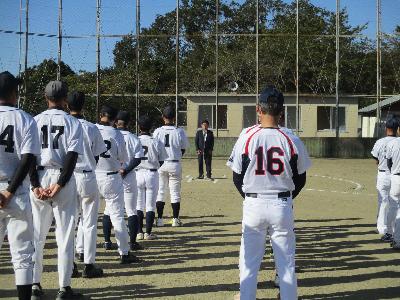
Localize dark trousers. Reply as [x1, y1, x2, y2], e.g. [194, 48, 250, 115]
[198, 150, 212, 178]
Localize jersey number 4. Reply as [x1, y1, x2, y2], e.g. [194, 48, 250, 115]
[255, 146, 284, 176]
[0, 125, 15, 153]
[41, 125, 64, 149]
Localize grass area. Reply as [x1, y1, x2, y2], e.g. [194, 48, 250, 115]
[1, 158, 400, 299]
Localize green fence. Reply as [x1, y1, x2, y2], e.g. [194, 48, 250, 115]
[185, 137, 378, 159]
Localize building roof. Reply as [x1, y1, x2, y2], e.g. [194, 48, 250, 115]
[359, 95, 400, 114]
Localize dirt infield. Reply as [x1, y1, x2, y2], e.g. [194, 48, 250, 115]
[1, 158, 400, 299]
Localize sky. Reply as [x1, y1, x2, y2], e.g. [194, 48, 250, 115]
[0, 0, 399, 76]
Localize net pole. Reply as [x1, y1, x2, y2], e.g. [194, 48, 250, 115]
[215, 0, 219, 137]
[175, 0, 179, 126]
[335, 0, 340, 138]
[136, 0, 140, 134]
[57, 0, 62, 80]
[296, 0, 300, 134]
[376, 0, 382, 136]
[96, 0, 101, 122]
[24, 0, 29, 104]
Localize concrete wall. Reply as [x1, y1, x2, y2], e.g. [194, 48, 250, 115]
[184, 137, 377, 158]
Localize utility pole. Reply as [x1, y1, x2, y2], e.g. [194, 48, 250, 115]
[57, 0, 62, 80]
[96, 0, 101, 121]
[136, 0, 140, 133]
[335, 0, 340, 138]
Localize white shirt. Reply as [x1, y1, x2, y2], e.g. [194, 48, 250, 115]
[137, 134, 168, 170]
[75, 118, 106, 172]
[119, 129, 143, 169]
[227, 127, 311, 194]
[34, 109, 83, 168]
[372, 136, 397, 172]
[153, 125, 189, 161]
[0, 105, 40, 185]
[95, 124, 128, 172]
[385, 137, 400, 174]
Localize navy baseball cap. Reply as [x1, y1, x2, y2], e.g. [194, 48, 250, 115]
[45, 80, 68, 100]
[386, 115, 399, 129]
[163, 105, 175, 119]
[67, 91, 85, 111]
[100, 104, 118, 120]
[138, 115, 152, 131]
[116, 110, 131, 123]
[0, 71, 21, 99]
[259, 85, 284, 107]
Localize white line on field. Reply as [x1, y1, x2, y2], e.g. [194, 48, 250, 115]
[305, 188, 375, 197]
[310, 174, 363, 192]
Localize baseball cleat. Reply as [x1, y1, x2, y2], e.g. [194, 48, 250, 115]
[103, 241, 113, 250]
[381, 233, 393, 243]
[156, 218, 164, 227]
[172, 218, 183, 227]
[130, 242, 144, 251]
[274, 273, 280, 288]
[197, 175, 204, 179]
[120, 252, 140, 264]
[83, 264, 104, 278]
[77, 252, 84, 262]
[144, 233, 158, 240]
[137, 232, 144, 240]
[31, 283, 44, 300]
[56, 286, 85, 299]
[71, 262, 81, 278]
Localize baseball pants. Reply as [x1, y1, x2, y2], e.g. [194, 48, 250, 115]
[156, 161, 182, 204]
[123, 171, 138, 217]
[136, 169, 159, 212]
[376, 171, 391, 235]
[389, 175, 400, 242]
[75, 171, 100, 264]
[96, 172, 130, 255]
[30, 169, 77, 288]
[0, 182, 34, 286]
[239, 194, 297, 300]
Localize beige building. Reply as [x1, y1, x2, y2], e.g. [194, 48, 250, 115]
[184, 93, 359, 138]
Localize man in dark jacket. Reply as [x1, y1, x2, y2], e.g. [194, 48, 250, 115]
[195, 120, 214, 179]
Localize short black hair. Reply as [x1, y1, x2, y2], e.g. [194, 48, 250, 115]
[386, 115, 399, 130]
[116, 111, 131, 123]
[100, 104, 118, 121]
[259, 85, 284, 116]
[0, 71, 21, 100]
[138, 115, 152, 132]
[201, 120, 209, 125]
[67, 91, 85, 111]
[163, 104, 175, 120]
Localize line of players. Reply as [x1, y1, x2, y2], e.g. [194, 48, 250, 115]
[0, 72, 189, 300]
[371, 115, 400, 250]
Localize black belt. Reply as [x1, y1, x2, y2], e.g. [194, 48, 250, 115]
[37, 166, 63, 172]
[136, 169, 157, 172]
[245, 191, 291, 198]
[167, 160, 179, 162]
[394, 173, 400, 176]
[379, 170, 387, 173]
[106, 171, 119, 176]
[83, 170, 92, 173]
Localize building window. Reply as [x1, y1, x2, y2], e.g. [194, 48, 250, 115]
[198, 105, 227, 129]
[243, 106, 257, 128]
[178, 111, 187, 127]
[317, 106, 346, 131]
[285, 106, 301, 130]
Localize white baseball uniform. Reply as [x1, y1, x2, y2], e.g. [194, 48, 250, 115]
[31, 108, 83, 288]
[385, 138, 400, 242]
[228, 127, 311, 300]
[0, 105, 40, 286]
[120, 129, 143, 217]
[75, 118, 107, 264]
[372, 136, 396, 235]
[95, 123, 130, 255]
[136, 134, 168, 213]
[154, 125, 189, 204]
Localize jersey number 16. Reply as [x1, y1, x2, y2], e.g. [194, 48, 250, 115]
[255, 146, 284, 176]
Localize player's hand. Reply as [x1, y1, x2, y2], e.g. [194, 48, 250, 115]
[0, 190, 13, 209]
[119, 169, 127, 178]
[197, 150, 202, 155]
[47, 184, 62, 198]
[33, 187, 49, 200]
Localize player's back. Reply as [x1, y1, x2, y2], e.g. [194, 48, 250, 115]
[75, 118, 105, 171]
[241, 128, 298, 194]
[34, 108, 82, 168]
[120, 129, 142, 168]
[153, 125, 187, 161]
[386, 138, 400, 173]
[96, 124, 128, 172]
[372, 136, 396, 171]
[138, 134, 166, 170]
[0, 106, 39, 181]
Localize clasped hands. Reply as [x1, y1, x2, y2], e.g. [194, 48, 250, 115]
[32, 184, 62, 201]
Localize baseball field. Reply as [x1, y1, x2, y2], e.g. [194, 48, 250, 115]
[1, 158, 400, 299]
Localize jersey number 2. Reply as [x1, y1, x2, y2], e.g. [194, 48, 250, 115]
[0, 125, 15, 153]
[255, 146, 284, 175]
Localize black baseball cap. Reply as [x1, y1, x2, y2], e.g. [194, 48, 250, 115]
[138, 115, 152, 131]
[100, 104, 118, 120]
[67, 91, 85, 111]
[0, 71, 21, 99]
[386, 115, 399, 130]
[259, 85, 284, 107]
[163, 105, 175, 119]
[116, 111, 131, 123]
